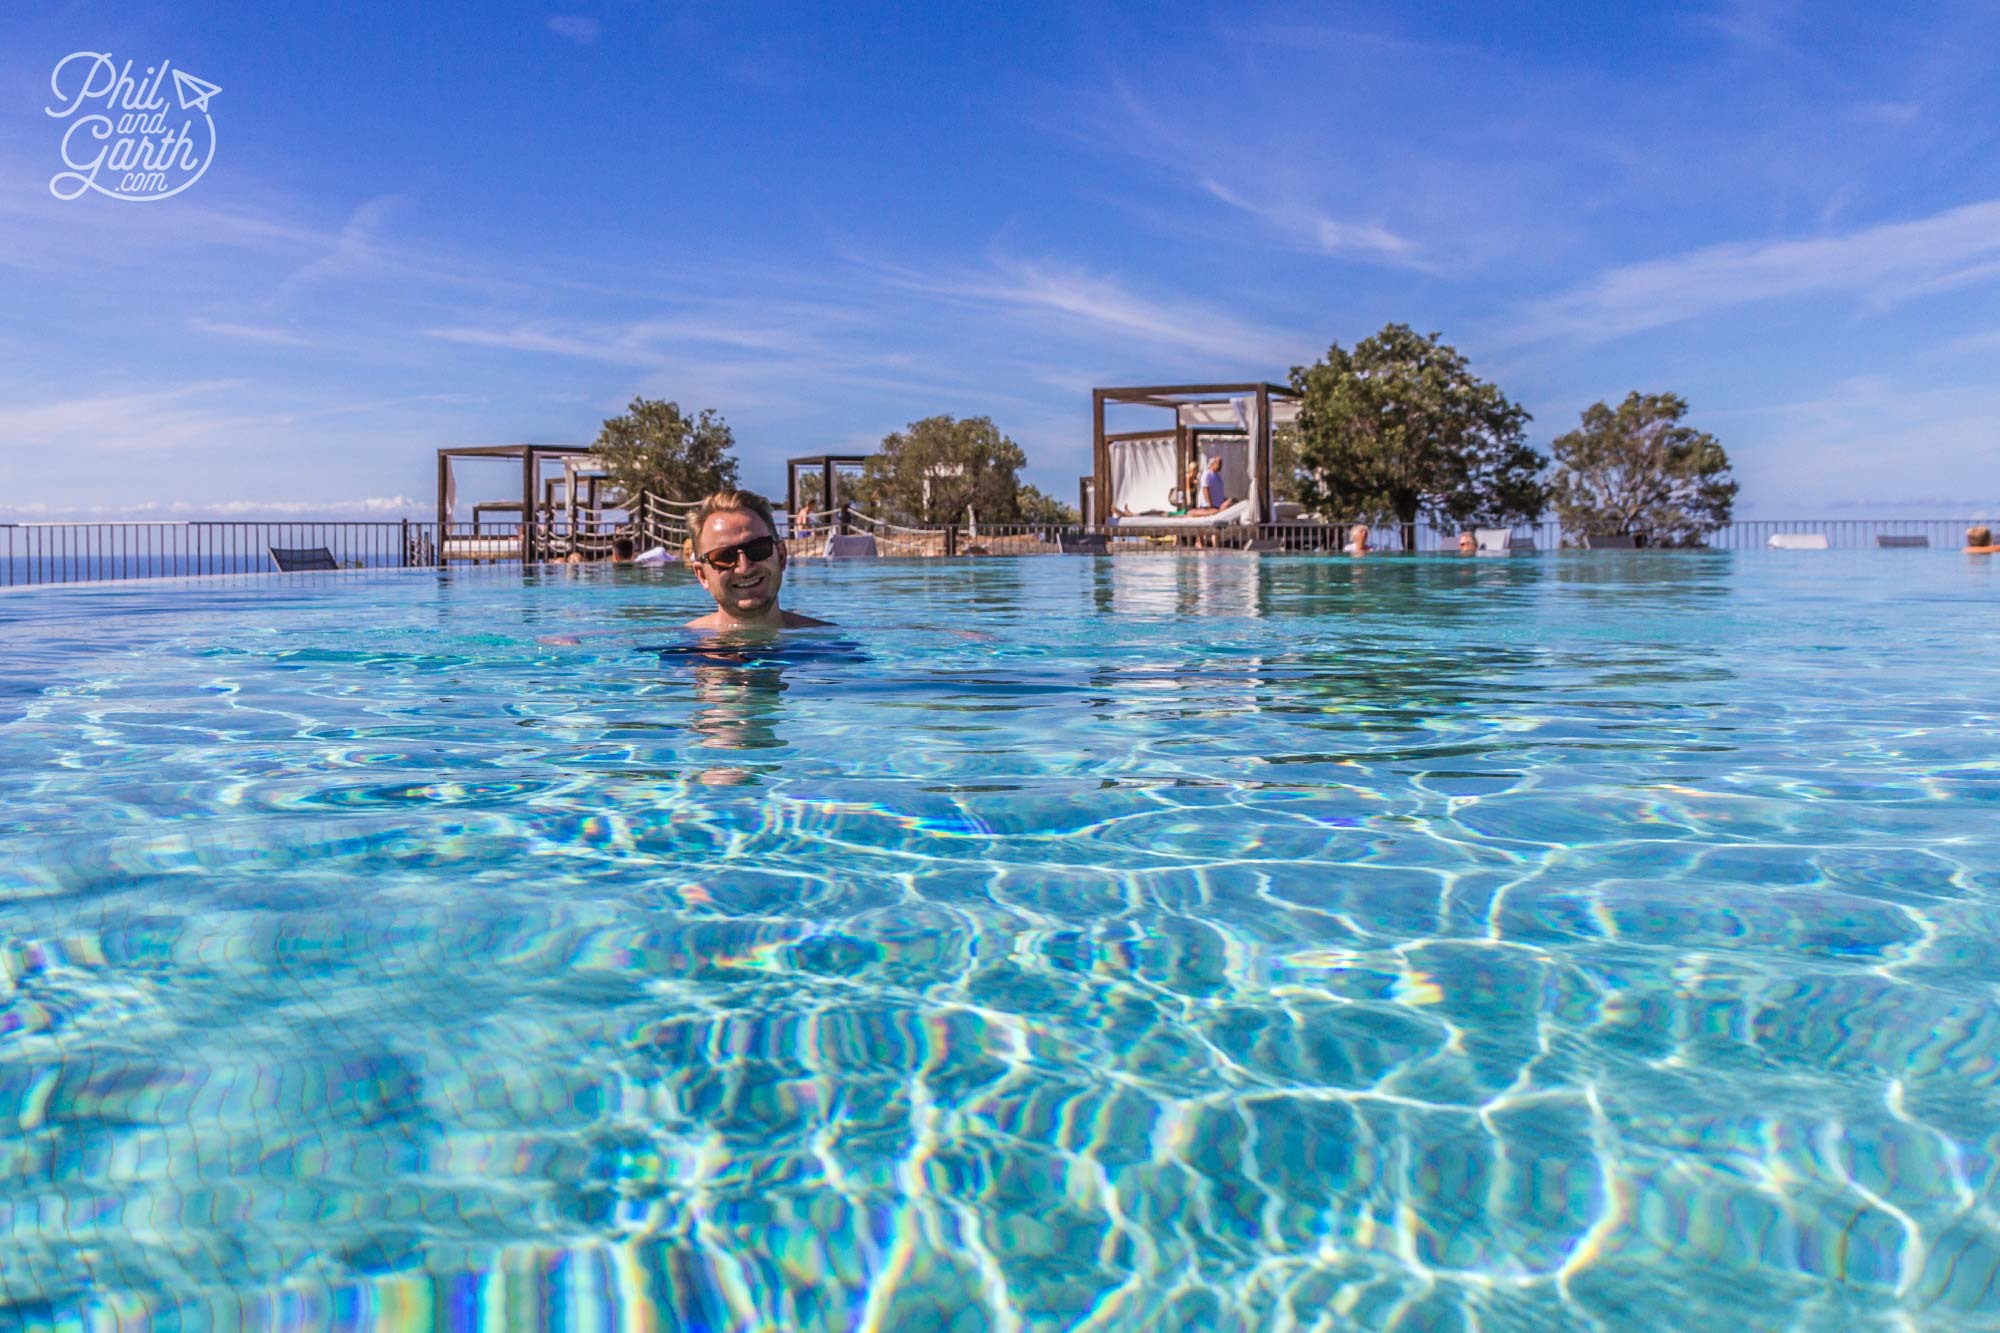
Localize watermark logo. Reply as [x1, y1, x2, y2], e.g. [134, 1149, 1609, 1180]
[46, 53, 220, 202]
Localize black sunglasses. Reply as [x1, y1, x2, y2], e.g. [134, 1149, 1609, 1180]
[695, 536, 778, 570]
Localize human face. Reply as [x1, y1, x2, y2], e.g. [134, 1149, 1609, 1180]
[692, 510, 785, 620]
[1457, 532, 1476, 554]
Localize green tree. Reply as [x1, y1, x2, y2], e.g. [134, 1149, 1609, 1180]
[1549, 392, 1737, 546]
[1290, 324, 1544, 549]
[1270, 423, 1307, 503]
[1015, 483, 1079, 525]
[590, 397, 739, 504]
[849, 415, 1034, 525]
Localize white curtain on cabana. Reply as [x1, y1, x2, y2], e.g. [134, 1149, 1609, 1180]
[1109, 434, 1178, 512]
[1242, 396, 1262, 523]
[1177, 400, 1247, 429]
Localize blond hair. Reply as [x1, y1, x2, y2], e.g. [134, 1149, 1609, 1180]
[687, 489, 779, 555]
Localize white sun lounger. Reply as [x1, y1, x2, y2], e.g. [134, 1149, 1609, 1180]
[1475, 528, 1535, 554]
[1107, 499, 1252, 529]
[1768, 533, 1829, 550]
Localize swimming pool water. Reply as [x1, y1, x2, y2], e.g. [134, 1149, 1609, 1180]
[2, 552, 1998, 1330]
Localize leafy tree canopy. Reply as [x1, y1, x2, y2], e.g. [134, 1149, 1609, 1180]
[1548, 392, 1737, 546]
[590, 397, 739, 504]
[1290, 323, 1543, 546]
[850, 415, 1036, 525]
[1015, 483, 1079, 526]
[1270, 423, 1308, 504]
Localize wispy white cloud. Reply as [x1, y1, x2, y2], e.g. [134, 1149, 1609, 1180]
[1936, 327, 2000, 358]
[1698, 0, 1804, 58]
[1197, 180, 1423, 265]
[547, 16, 600, 45]
[187, 317, 311, 346]
[1707, 373, 2000, 515]
[274, 195, 413, 299]
[1852, 99, 1921, 127]
[201, 495, 425, 516]
[869, 254, 1304, 367]
[425, 303, 848, 367]
[426, 322, 665, 367]
[1515, 198, 2000, 342]
[0, 380, 262, 453]
[1062, 78, 1440, 272]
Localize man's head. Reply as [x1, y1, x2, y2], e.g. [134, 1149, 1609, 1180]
[688, 489, 787, 622]
[1206, 455, 1223, 472]
[1969, 524, 1993, 548]
[611, 535, 636, 563]
[1457, 531, 1477, 554]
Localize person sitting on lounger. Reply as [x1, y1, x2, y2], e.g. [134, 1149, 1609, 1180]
[687, 489, 834, 630]
[1967, 525, 1997, 553]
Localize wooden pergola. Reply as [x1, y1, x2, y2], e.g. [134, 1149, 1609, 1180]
[435, 443, 601, 564]
[1089, 382, 1299, 526]
[785, 454, 870, 522]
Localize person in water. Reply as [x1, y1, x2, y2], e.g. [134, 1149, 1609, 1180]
[1966, 525, 1997, 554]
[686, 488, 834, 630]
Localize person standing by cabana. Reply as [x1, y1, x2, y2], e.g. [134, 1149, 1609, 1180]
[1200, 455, 1227, 510]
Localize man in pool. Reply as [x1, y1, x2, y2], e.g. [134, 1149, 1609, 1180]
[686, 488, 834, 630]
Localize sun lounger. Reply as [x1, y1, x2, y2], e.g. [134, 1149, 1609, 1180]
[1106, 499, 1252, 530]
[1581, 533, 1637, 550]
[440, 535, 524, 560]
[825, 534, 880, 558]
[1056, 531, 1108, 555]
[268, 545, 339, 572]
[1875, 534, 1929, 549]
[1768, 533, 1829, 550]
[1475, 528, 1535, 554]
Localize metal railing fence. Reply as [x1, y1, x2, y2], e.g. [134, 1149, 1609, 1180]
[1703, 519, 1985, 551]
[2, 521, 420, 586]
[6, 511, 1992, 587]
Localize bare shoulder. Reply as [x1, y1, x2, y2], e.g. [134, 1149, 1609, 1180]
[684, 611, 728, 629]
[781, 611, 837, 627]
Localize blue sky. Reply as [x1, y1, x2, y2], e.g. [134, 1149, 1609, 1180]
[4, 0, 1998, 519]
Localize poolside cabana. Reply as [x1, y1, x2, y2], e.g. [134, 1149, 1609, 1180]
[785, 454, 870, 527]
[435, 444, 604, 564]
[1090, 383, 1301, 529]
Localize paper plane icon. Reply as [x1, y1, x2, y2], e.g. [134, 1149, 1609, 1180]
[172, 69, 221, 113]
